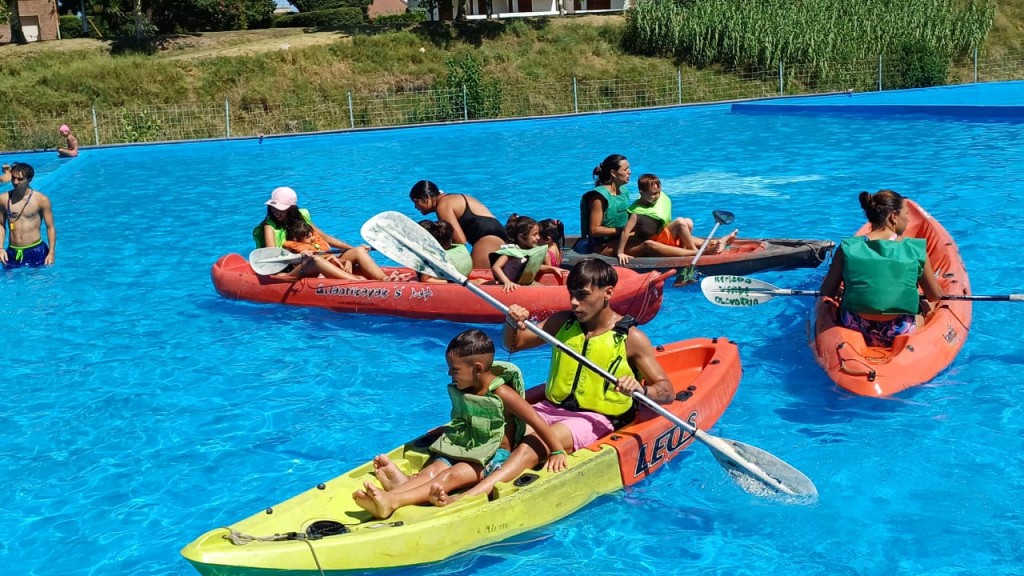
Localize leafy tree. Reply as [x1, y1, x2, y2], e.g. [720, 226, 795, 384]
[56, 0, 274, 35]
[3, 0, 28, 44]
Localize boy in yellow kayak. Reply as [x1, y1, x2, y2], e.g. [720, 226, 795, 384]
[352, 329, 568, 519]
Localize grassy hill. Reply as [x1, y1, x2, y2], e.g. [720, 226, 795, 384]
[1, 6, 1023, 150]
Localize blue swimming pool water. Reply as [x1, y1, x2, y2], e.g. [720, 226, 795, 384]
[3, 97, 1024, 576]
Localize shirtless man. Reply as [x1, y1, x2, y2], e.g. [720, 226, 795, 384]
[58, 125, 79, 158]
[1, 163, 56, 268]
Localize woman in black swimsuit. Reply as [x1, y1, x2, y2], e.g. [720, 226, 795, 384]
[409, 180, 510, 269]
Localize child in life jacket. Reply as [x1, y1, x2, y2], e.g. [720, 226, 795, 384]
[276, 219, 364, 281]
[352, 329, 568, 519]
[490, 214, 563, 292]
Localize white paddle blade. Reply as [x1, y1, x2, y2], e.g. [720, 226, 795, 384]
[700, 275, 779, 307]
[703, 434, 818, 499]
[248, 247, 301, 275]
[361, 211, 468, 283]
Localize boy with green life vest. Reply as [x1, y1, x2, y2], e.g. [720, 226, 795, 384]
[489, 214, 563, 292]
[819, 190, 944, 347]
[352, 329, 568, 519]
[616, 173, 737, 265]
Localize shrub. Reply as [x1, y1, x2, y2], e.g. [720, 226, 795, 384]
[292, 0, 372, 19]
[433, 53, 503, 120]
[885, 41, 951, 89]
[273, 8, 364, 27]
[372, 12, 427, 24]
[59, 15, 87, 39]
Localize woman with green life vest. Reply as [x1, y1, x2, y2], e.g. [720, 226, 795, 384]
[579, 154, 633, 256]
[253, 186, 391, 281]
[351, 329, 569, 519]
[616, 173, 738, 265]
[489, 214, 564, 292]
[819, 189, 944, 347]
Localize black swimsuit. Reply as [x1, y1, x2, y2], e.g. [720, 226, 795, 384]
[456, 195, 510, 244]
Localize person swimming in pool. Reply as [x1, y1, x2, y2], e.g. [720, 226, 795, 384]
[1, 162, 56, 268]
[409, 180, 510, 269]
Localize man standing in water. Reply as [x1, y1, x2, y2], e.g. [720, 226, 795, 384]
[0, 163, 56, 268]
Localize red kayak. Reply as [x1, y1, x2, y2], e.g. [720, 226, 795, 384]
[809, 200, 972, 396]
[211, 253, 672, 324]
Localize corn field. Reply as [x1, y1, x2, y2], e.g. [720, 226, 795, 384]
[623, 0, 995, 78]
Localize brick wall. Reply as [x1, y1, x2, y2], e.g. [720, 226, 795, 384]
[1, 0, 59, 43]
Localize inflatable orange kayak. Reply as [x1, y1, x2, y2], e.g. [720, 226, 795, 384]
[211, 253, 672, 324]
[809, 200, 972, 396]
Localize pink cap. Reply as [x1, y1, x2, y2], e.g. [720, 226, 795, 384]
[265, 187, 298, 211]
[59, 124, 70, 134]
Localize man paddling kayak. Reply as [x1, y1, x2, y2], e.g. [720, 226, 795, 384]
[429, 258, 674, 506]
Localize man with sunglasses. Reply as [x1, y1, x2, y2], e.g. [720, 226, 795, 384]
[1, 163, 56, 268]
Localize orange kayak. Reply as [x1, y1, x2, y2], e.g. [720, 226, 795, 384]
[809, 200, 972, 396]
[211, 253, 672, 324]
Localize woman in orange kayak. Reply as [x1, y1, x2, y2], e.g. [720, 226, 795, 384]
[819, 189, 944, 347]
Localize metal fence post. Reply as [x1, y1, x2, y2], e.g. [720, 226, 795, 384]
[974, 47, 978, 83]
[462, 84, 468, 121]
[878, 55, 883, 91]
[677, 69, 682, 104]
[348, 92, 355, 128]
[573, 77, 578, 113]
[91, 106, 99, 145]
[778, 61, 784, 95]
[224, 99, 231, 138]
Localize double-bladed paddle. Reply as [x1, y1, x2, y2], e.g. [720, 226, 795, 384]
[247, 247, 346, 275]
[700, 275, 1024, 307]
[675, 209, 736, 286]
[362, 210, 817, 500]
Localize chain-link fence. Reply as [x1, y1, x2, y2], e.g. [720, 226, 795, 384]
[3, 50, 1022, 152]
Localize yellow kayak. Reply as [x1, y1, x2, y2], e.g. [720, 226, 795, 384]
[181, 337, 741, 574]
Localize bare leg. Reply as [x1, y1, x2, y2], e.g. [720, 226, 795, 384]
[709, 229, 738, 254]
[442, 430, 569, 504]
[340, 247, 388, 281]
[381, 460, 452, 495]
[353, 463, 482, 519]
[469, 235, 506, 269]
[666, 218, 699, 250]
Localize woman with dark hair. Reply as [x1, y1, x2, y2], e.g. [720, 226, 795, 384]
[579, 154, 632, 255]
[253, 186, 392, 281]
[819, 189, 944, 347]
[409, 180, 510, 269]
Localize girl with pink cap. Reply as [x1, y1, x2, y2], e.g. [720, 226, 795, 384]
[254, 186, 394, 281]
[57, 125, 78, 158]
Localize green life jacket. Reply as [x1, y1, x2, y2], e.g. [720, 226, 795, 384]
[446, 243, 473, 276]
[546, 317, 636, 417]
[252, 208, 312, 248]
[841, 236, 927, 315]
[491, 244, 548, 284]
[627, 193, 672, 230]
[429, 361, 526, 465]
[580, 185, 631, 237]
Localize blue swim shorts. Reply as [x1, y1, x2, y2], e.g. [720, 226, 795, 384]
[5, 241, 49, 269]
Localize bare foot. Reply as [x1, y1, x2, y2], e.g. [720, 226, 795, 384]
[373, 454, 408, 491]
[711, 229, 739, 254]
[352, 482, 397, 519]
[428, 483, 461, 507]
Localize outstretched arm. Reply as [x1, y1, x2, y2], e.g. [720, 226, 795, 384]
[314, 224, 354, 251]
[818, 246, 844, 299]
[495, 387, 568, 472]
[616, 213, 638, 264]
[623, 327, 674, 404]
[919, 259, 944, 302]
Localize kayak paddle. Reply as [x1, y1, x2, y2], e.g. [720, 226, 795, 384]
[248, 247, 345, 275]
[701, 275, 1024, 307]
[676, 209, 736, 286]
[362, 210, 817, 500]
